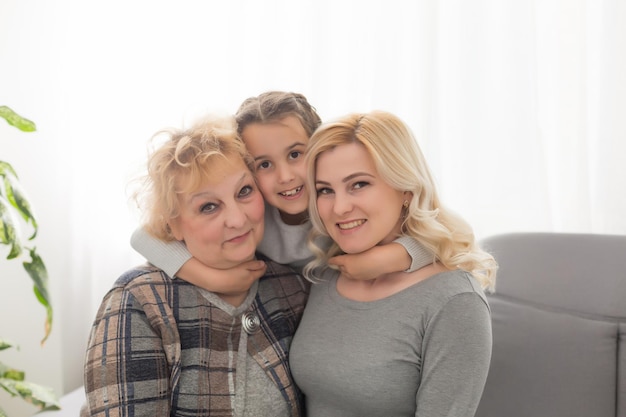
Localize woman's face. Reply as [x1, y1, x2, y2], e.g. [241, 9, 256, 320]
[314, 142, 407, 254]
[168, 156, 265, 269]
[241, 116, 309, 225]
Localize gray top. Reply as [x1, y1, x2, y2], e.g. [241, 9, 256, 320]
[257, 202, 317, 272]
[289, 269, 492, 417]
[130, 202, 431, 277]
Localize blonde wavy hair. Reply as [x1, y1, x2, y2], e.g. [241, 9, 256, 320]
[133, 115, 253, 241]
[303, 111, 497, 291]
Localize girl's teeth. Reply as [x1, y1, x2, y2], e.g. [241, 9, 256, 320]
[282, 186, 302, 196]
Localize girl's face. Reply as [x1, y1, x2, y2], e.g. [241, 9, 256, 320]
[314, 142, 407, 254]
[168, 157, 265, 269]
[241, 116, 309, 225]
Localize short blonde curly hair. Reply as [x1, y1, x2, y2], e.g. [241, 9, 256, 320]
[134, 115, 253, 241]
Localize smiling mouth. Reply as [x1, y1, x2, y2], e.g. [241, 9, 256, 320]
[226, 230, 251, 243]
[279, 186, 303, 197]
[337, 220, 366, 230]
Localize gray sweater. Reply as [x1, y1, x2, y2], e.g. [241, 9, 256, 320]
[289, 269, 492, 417]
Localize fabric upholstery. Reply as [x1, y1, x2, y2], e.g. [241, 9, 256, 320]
[475, 232, 626, 417]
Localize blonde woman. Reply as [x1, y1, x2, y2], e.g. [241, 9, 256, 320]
[290, 110, 497, 417]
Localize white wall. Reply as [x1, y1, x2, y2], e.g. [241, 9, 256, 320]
[1, 0, 625, 415]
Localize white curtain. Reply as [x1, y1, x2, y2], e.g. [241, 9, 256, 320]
[1, 0, 624, 410]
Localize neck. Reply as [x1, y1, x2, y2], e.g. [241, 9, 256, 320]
[279, 210, 309, 225]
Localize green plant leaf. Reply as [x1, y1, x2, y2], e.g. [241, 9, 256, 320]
[0, 378, 61, 411]
[0, 106, 36, 132]
[0, 161, 18, 179]
[0, 107, 56, 414]
[0, 162, 38, 239]
[23, 248, 52, 344]
[0, 195, 23, 259]
[1, 369, 25, 381]
[0, 339, 16, 351]
[0, 361, 16, 376]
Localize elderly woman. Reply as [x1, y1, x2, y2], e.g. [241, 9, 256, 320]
[81, 115, 309, 417]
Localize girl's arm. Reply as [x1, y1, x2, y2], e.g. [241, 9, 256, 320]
[131, 227, 266, 293]
[130, 227, 191, 277]
[328, 236, 434, 280]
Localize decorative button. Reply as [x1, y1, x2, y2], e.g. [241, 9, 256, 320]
[242, 311, 260, 334]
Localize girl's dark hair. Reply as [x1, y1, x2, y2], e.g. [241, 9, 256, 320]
[235, 91, 322, 137]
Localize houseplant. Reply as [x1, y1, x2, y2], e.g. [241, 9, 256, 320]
[0, 105, 60, 415]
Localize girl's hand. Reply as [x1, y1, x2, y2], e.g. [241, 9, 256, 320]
[329, 242, 411, 280]
[177, 258, 267, 293]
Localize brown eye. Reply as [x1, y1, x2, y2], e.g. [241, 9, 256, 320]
[353, 181, 369, 190]
[257, 161, 271, 170]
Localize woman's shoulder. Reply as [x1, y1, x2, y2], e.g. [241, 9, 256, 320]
[106, 263, 198, 304]
[100, 264, 207, 315]
[417, 269, 489, 310]
[112, 263, 172, 289]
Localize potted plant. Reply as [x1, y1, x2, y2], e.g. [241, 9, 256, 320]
[0, 105, 60, 416]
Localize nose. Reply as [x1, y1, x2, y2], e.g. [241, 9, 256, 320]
[224, 202, 247, 229]
[332, 192, 352, 216]
[276, 163, 295, 184]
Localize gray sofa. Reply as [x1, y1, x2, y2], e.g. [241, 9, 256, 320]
[475, 232, 626, 417]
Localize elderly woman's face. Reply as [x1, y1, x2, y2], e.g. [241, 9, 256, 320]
[168, 156, 265, 269]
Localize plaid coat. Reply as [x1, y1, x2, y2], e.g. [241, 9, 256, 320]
[82, 258, 309, 417]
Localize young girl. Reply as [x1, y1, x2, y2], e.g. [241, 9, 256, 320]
[131, 91, 432, 293]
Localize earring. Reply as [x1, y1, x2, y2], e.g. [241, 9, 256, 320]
[402, 200, 409, 208]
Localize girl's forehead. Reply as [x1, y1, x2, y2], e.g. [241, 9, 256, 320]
[242, 123, 309, 158]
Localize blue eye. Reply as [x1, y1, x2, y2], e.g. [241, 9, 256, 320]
[316, 187, 333, 196]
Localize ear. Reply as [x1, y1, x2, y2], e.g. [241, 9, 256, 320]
[168, 218, 184, 241]
[403, 191, 414, 204]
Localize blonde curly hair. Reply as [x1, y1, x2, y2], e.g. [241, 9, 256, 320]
[134, 115, 252, 241]
[303, 110, 497, 291]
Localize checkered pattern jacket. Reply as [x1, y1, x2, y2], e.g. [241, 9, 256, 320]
[82, 258, 309, 417]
